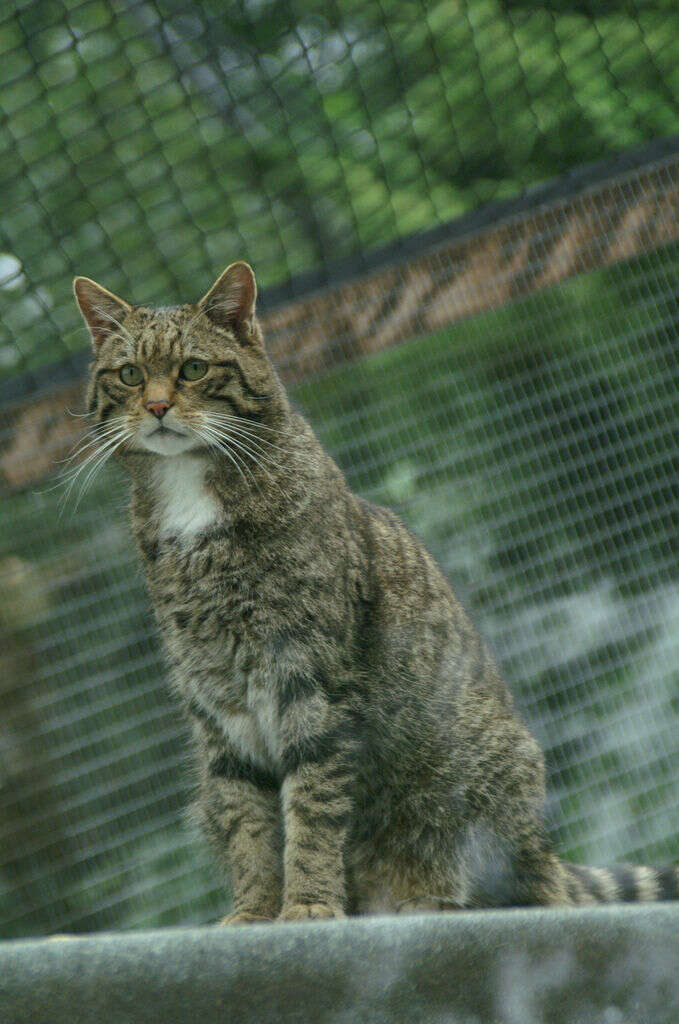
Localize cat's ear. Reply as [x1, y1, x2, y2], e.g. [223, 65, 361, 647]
[73, 277, 132, 352]
[199, 262, 257, 336]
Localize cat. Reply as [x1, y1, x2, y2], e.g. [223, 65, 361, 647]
[73, 262, 678, 922]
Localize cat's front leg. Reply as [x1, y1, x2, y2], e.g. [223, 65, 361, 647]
[197, 737, 284, 923]
[277, 693, 358, 921]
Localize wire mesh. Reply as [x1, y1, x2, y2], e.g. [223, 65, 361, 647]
[3, 0, 679, 383]
[1, 0, 679, 938]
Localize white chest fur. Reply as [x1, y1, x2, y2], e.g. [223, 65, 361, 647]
[223, 698, 281, 769]
[189, 682, 281, 773]
[153, 455, 222, 539]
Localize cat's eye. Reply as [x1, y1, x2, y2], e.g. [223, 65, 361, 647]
[119, 364, 143, 386]
[180, 358, 208, 381]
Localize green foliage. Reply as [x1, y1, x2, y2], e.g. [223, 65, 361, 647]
[1, 0, 679, 376]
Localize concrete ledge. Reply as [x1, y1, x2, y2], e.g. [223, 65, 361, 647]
[1, 905, 677, 1024]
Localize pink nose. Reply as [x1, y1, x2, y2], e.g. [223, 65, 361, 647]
[146, 400, 170, 419]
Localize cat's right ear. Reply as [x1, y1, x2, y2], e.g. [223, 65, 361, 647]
[73, 277, 132, 351]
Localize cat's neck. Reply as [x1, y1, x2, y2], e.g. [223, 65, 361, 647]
[126, 412, 331, 542]
[127, 446, 272, 541]
[151, 453, 222, 540]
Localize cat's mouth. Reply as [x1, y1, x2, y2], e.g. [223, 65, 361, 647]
[149, 424, 187, 438]
[137, 418, 202, 455]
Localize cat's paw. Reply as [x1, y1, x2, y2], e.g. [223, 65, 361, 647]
[218, 911, 274, 926]
[279, 902, 346, 922]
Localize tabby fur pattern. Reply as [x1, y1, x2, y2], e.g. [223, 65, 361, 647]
[73, 262, 679, 922]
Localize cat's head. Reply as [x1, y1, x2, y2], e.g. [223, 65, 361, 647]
[74, 262, 282, 458]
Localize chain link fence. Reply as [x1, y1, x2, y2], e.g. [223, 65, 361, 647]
[1, 0, 678, 938]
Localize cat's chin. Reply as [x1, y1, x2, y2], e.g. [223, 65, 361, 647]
[136, 429, 202, 456]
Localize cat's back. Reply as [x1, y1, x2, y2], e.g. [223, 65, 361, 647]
[354, 495, 510, 709]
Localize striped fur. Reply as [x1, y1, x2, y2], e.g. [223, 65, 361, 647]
[563, 863, 679, 904]
[74, 264, 678, 921]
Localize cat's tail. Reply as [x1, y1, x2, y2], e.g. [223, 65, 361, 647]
[560, 861, 679, 904]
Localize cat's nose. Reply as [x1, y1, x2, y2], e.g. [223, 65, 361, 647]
[146, 400, 171, 419]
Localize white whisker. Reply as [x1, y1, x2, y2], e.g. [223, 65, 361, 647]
[201, 411, 289, 437]
[196, 425, 253, 491]
[202, 428, 259, 486]
[56, 427, 130, 513]
[201, 416, 290, 462]
[201, 413, 294, 453]
[202, 412, 286, 439]
[66, 407, 95, 420]
[212, 430, 276, 482]
[71, 433, 130, 513]
[198, 423, 286, 496]
[200, 417, 270, 458]
[58, 428, 126, 490]
[39, 424, 127, 496]
[57, 421, 128, 465]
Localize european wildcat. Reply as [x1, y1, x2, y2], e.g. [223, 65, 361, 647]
[73, 262, 678, 921]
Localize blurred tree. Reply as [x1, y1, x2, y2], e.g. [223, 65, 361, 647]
[1, 0, 678, 378]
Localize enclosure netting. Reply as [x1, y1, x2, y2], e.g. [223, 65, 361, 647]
[1, 0, 679, 938]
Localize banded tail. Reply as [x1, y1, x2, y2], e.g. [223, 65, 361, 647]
[562, 862, 679, 904]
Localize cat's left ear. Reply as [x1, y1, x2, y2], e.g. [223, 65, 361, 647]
[73, 277, 132, 352]
[199, 262, 257, 337]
